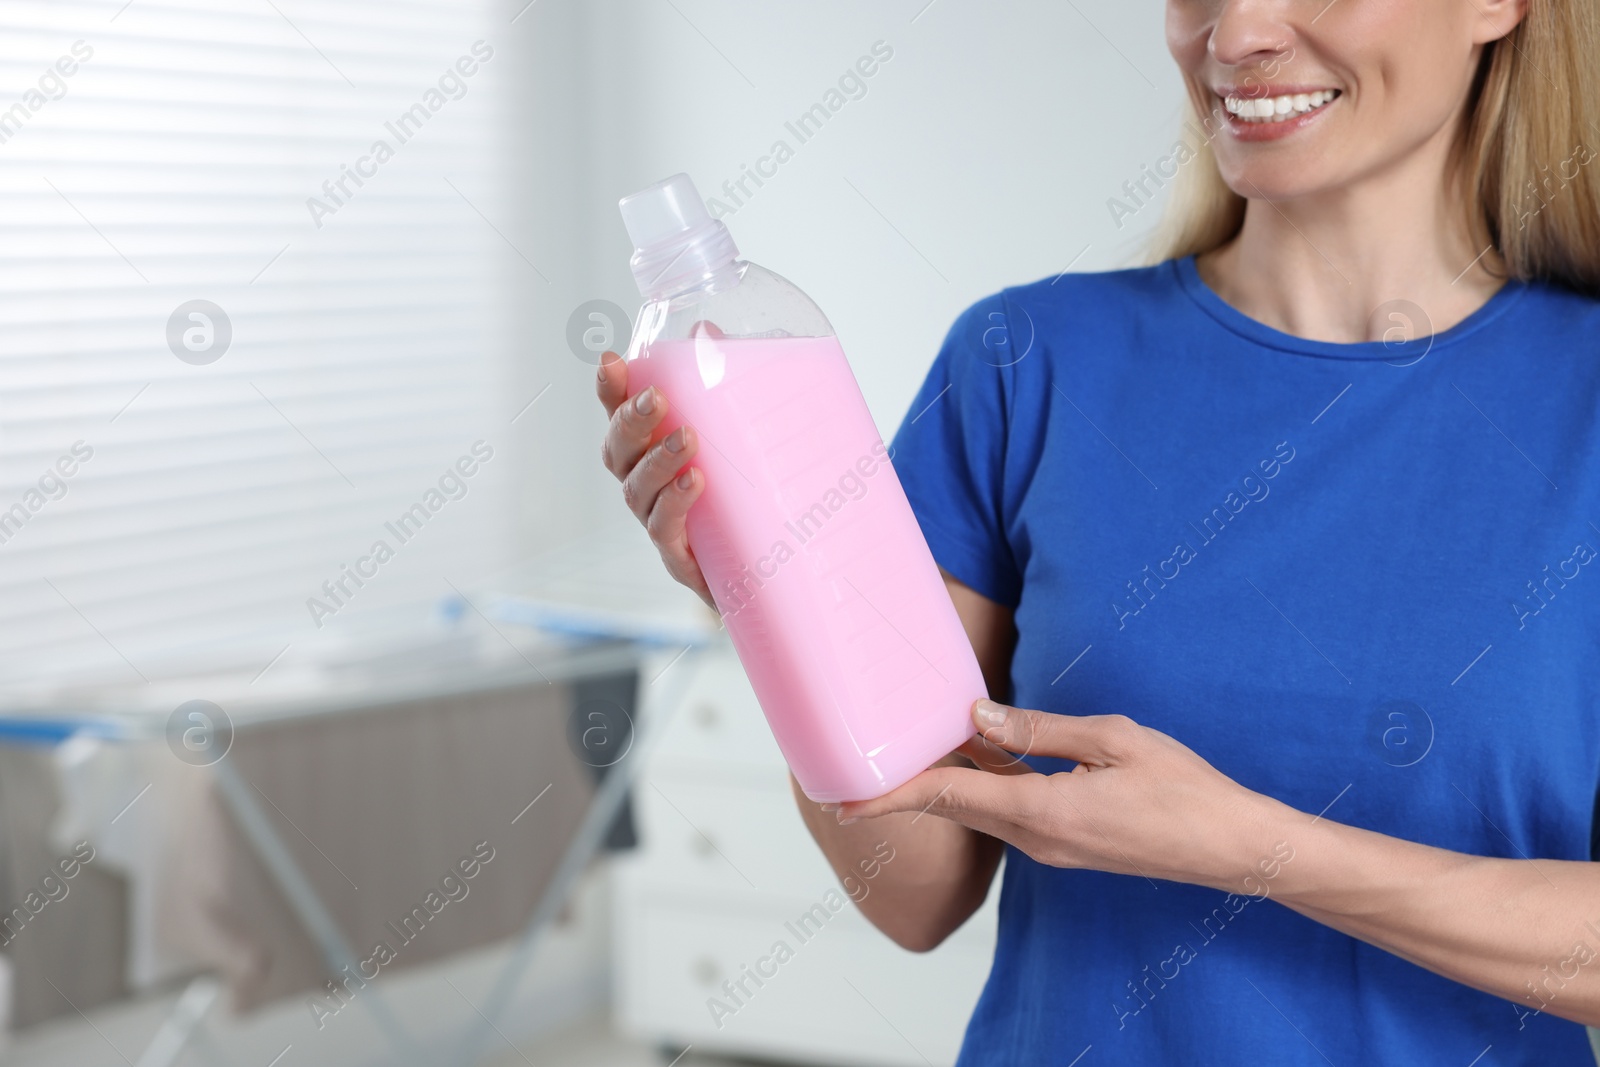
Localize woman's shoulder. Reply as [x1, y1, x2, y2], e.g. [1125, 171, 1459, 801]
[989, 259, 1177, 317]
[978, 259, 1191, 344]
[1519, 274, 1600, 323]
[937, 260, 1183, 370]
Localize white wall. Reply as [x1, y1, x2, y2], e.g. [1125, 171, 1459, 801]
[528, 0, 1187, 557]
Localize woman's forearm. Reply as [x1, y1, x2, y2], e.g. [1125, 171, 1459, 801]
[790, 767, 1003, 952]
[1251, 794, 1600, 1027]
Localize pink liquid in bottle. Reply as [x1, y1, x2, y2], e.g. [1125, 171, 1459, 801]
[618, 172, 986, 801]
[628, 330, 985, 801]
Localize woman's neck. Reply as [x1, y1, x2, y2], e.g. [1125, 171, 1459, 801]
[1195, 127, 1505, 344]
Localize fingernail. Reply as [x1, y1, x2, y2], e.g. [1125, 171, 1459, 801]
[818, 802, 838, 812]
[665, 427, 686, 453]
[676, 470, 694, 491]
[596, 360, 607, 383]
[634, 388, 656, 415]
[837, 813, 859, 826]
[976, 700, 1007, 727]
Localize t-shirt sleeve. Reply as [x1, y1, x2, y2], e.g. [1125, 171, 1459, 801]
[888, 292, 1021, 608]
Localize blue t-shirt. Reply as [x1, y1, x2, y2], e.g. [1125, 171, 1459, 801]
[889, 255, 1600, 1066]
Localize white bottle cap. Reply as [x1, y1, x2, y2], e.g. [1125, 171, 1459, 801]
[618, 173, 739, 300]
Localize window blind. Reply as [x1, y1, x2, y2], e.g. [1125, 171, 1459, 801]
[0, 0, 517, 692]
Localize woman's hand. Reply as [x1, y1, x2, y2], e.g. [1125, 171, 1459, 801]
[837, 700, 1278, 892]
[595, 349, 715, 608]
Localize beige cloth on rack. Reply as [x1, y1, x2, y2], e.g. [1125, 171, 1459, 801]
[3, 676, 600, 1024]
[164, 678, 597, 1011]
[0, 744, 129, 1028]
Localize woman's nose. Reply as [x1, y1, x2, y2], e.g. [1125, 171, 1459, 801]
[1207, 0, 1298, 74]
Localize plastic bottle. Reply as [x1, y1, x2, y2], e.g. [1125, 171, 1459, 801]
[618, 173, 985, 802]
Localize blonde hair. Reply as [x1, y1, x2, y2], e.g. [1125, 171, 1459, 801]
[1149, 4, 1600, 296]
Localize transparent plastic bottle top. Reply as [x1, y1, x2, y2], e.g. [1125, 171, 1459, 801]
[619, 172, 739, 302]
[616, 173, 985, 802]
[619, 172, 832, 345]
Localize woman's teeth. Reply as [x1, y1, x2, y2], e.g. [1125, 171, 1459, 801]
[1223, 89, 1340, 123]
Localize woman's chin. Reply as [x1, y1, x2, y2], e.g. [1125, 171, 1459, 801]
[1217, 161, 1337, 204]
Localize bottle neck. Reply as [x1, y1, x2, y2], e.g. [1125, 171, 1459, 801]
[631, 218, 741, 302]
[655, 257, 745, 304]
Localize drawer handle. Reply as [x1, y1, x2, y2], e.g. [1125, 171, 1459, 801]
[691, 956, 721, 986]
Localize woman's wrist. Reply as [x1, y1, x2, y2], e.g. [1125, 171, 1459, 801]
[1195, 789, 1305, 897]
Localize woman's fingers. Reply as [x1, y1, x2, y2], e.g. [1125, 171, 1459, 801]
[972, 700, 1143, 767]
[601, 385, 666, 480]
[621, 424, 698, 523]
[835, 764, 1054, 829]
[599, 377, 667, 482]
[837, 765, 977, 824]
[594, 349, 716, 608]
[596, 350, 628, 417]
[646, 468, 713, 603]
[956, 730, 1036, 776]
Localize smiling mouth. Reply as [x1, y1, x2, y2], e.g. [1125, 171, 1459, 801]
[1221, 89, 1342, 124]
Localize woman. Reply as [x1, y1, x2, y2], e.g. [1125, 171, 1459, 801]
[597, 0, 1600, 1061]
